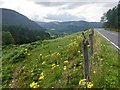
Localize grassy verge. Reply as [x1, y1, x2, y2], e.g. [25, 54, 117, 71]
[91, 32, 120, 88]
[2, 29, 120, 88]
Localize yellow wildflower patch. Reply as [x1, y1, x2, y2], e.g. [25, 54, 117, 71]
[63, 60, 69, 64]
[39, 72, 44, 80]
[30, 82, 39, 88]
[79, 79, 94, 88]
[93, 70, 96, 74]
[51, 63, 59, 69]
[42, 61, 46, 65]
[63, 66, 67, 70]
[79, 79, 86, 86]
[25, 48, 28, 51]
[87, 82, 94, 88]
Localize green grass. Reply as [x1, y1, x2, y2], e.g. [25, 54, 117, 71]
[2, 29, 120, 88]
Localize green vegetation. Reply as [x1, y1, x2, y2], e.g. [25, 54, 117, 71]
[101, 2, 120, 31]
[2, 29, 119, 88]
[2, 25, 50, 45]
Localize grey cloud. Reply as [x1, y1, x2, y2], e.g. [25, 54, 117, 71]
[44, 13, 86, 21]
[0, 0, 4, 5]
[102, 2, 118, 8]
[35, 2, 67, 7]
[35, 2, 91, 9]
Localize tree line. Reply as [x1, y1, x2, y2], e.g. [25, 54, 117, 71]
[2, 26, 50, 45]
[101, 2, 120, 31]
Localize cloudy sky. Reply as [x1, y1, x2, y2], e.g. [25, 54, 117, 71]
[0, 0, 118, 22]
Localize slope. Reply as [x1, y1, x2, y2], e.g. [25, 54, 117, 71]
[1, 8, 44, 30]
[2, 29, 119, 88]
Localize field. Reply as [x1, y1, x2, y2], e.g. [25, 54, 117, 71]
[2, 29, 120, 88]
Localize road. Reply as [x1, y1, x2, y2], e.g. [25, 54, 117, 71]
[95, 28, 120, 51]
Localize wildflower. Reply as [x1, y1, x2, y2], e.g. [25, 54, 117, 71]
[52, 64, 56, 67]
[87, 45, 90, 48]
[42, 61, 46, 65]
[81, 54, 83, 57]
[87, 82, 94, 88]
[100, 58, 103, 61]
[93, 71, 96, 74]
[79, 79, 86, 86]
[39, 72, 44, 80]
[40, 54, 42, 56]
[68, 41, 78, 47]
[56, 52, 60, 56]
[51, 64, 59, 69]
[56, 65, 59, 67]
[78, 51, 80, 53]
[79, 62, 82, 65]
[63, 60, 69, 64]
[63, 66, 67, 70]
[27, 53, 31, 56]
[25, 48, 28, 51]
[30, 82, 39, 88]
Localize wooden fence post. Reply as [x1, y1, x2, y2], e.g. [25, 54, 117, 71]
[82, 32, 90, 89]
[89, 29, 94, 66]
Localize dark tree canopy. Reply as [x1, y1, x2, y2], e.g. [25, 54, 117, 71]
[101, 2, 119, 30]
[2, 25, 50, 45]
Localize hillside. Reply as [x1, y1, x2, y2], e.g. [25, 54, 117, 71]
[1, 8, 45, 30]
[37, 21, 102, 34]
[1, 8, 50, 44]
[2, 29, 119, 88]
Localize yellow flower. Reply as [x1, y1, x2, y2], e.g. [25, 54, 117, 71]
[78, 51, 80, 53]
[39, 72, 44, 80]
[93, 71, 96, 74]
[39, 75, 44, 80]
[52, 64, 56, 67]
[100, 58, 103, 61]
[87, 45, 90, 48]
[27, 53, 31, 56]
[51, 64, 59, 69]
[87, 82, 94, 88]
[63, 60, 69, 64]
[30, 82, 39, 88]
[40, 54, 42, 56]
[79, 62, 82, 65]
[25, 48, 28, 51]
[56, 52, 60, 56]
[63, 66, 67, 70]
[42, 61, 46, 65]
[56, 65, 59, 67]
[79, 79, 86, 86]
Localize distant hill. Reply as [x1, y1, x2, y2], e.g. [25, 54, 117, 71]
[37, 21, 102, 34]
[1, 8, 50, 45]
[1, 8, 45, 30]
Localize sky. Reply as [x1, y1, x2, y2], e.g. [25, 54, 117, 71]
[0, 0, 118, 22]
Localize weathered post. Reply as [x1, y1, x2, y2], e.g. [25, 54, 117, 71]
[89, 29, 94, 66]
[82, 32, 90, 89]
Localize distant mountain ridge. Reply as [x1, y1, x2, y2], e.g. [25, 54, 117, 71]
[1, 8, 45, 30]
[37, 21, 102, 34]
[1, 8, 50, 44]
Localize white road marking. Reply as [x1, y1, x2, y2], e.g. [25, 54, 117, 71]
[96, 30, 120, 51]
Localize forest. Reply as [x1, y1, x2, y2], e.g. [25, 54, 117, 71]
[101, 2, 120, 31]
[2, 26, 50, 45]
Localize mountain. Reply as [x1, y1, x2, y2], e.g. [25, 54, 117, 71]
[37, 21, 102, 34]
[1, 8, 50, 44]
[1, 8, 45, 30]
